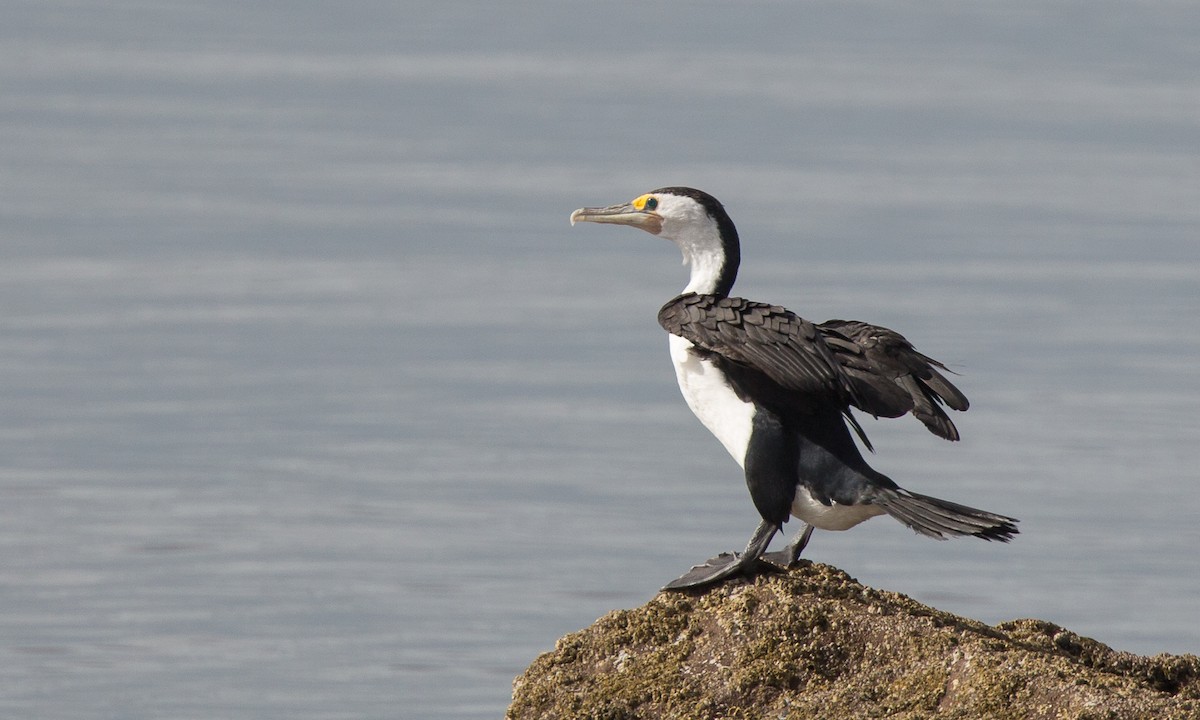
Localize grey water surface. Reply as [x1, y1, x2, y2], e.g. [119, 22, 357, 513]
[2, 2, 1198, 718]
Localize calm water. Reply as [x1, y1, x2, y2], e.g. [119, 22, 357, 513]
[2, 2, 1198, 718]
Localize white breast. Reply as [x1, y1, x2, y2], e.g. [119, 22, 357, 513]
[668, 334, 757, 468]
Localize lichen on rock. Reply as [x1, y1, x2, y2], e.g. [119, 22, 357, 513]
[507, 562, 1200, 719]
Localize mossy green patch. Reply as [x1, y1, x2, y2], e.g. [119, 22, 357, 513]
[508, 562, 1200, 719]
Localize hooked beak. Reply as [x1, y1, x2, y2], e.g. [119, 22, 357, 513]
[570, 201, 663, 235]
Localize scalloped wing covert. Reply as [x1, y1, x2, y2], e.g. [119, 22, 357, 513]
[658, 294, 969, 441]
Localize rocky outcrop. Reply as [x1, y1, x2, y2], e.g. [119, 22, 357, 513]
[508, 562, 1200, 719]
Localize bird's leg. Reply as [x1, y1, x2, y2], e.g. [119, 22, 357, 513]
[762, 523, 814, 569]
[662, 519, 779, 591]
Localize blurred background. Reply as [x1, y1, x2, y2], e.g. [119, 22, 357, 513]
[2, 2, 1197, 718]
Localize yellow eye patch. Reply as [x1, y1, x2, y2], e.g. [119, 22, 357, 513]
[632, 194, 659, 211]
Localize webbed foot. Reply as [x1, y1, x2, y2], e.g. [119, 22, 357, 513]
[662, 552, 778, 590]
[761, 524, 814, 570]
[661, 519, 780, 591]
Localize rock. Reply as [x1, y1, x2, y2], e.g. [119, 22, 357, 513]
[507, 562, 1200, 719]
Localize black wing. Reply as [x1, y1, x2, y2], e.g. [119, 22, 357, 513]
[657, 294, 858, 402]
[818, 319, 968, 441]
[658, 294, 969, 441]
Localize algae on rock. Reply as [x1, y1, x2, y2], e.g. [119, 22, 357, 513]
[508, 562, 1200, 720]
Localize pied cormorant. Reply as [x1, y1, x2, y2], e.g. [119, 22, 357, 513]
[571, 187, 1018, 590]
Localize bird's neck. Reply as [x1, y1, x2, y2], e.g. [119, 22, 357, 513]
[677, 226, 740, 297]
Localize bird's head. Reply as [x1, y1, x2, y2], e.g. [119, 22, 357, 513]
[570, 186, 740, 296]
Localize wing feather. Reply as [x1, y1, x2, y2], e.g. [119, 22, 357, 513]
[818, 319, 969, 440]
[658, 295, 969, 441]
[658, 294, 856, 401]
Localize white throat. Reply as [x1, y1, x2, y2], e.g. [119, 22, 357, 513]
[675, 225, 728, 296]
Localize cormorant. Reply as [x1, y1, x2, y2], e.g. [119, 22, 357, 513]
[570, 187, 1018, 590]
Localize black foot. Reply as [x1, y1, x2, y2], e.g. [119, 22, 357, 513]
[662, 552, 779, 590]
[760, 550, 797, 570]
[661, 519, 781, 591]
[761, 524, 814, 571]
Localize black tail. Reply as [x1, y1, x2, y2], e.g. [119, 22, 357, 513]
[875, 489, 1018, 542]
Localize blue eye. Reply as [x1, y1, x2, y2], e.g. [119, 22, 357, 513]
[645, 197, 658, 210]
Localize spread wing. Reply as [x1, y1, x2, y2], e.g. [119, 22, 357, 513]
[657, 294, 858, 401]
[658, 294, 969, 441]
[818, 319, 968, 441]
